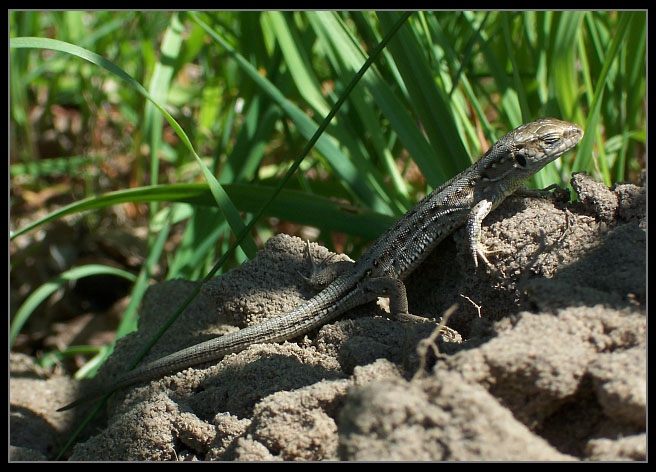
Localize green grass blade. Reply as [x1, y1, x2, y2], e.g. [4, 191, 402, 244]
[307, 12, 412, 204]
[377, 12, 469, 178]
[573, 12, 632, 182]
[265, 11, 331, 118]
[10, 265, 137, 348]
[144, 12, 185, 193]
[114, 216, 172, 340]
[38, 345, 112, 378]
[550, 11, 585, 122]
[11, 183, 394, 242]
[10, 36, 257, 259]
[501, 12, 530, 122]
[190, 12, 391, 214]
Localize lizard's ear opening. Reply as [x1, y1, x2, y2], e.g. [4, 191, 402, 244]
[514, 152, 527, 167]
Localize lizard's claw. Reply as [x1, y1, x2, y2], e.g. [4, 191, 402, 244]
[472, 242, 507, 273]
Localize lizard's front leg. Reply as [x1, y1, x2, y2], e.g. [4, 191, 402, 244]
[467, 199, 500, 270]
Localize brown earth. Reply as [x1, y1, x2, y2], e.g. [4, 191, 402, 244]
[10, 172, 646, 461]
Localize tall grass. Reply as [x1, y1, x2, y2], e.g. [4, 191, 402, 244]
[9, 11, 645, 446]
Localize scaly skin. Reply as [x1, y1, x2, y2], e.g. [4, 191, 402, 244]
[58, 118, 583, 411]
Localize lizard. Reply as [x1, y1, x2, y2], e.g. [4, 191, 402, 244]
[58, 117, 583, 411]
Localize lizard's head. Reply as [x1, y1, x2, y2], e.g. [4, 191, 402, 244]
[508, 117, 584, 169]
[480, 117, 583, 183]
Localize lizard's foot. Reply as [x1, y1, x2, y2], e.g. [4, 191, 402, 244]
[514, 183, 570, 203]
[390, 312, 432, 323]
[299, 240, 352, 289]
[472, 242, 507, 272]
[391, 312, 460, 344]
[298, 240, 319, 286]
